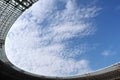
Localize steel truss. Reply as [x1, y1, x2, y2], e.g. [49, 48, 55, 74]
[0, 0, 37, 41]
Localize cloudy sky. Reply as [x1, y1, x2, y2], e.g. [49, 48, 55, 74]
[5, 0, 120, 77]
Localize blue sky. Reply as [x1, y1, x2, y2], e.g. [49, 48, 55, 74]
[5, 0, 120, 77]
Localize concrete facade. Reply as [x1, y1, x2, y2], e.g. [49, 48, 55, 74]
[0, 0, 120, 80]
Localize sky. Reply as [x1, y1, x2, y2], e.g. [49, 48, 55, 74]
[5, 0, 120, 77]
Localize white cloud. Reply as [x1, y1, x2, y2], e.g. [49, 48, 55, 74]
[102, 49, 116, 57]
[5, 0, 100, 76]
[102, 50, 110, 56]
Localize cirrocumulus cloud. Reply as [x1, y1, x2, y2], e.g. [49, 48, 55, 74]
[5, 0, 101, 77]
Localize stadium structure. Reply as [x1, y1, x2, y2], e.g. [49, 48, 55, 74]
[0, 0, 120, 80]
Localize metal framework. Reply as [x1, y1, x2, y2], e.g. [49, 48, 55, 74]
[0, 0, 120, 80]
[0, 0, 38, 40]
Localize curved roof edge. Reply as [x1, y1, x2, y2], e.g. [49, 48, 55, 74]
[0, 42, 120, 79]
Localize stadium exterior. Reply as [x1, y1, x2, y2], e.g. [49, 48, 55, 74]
[0, 0, 120, 80]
